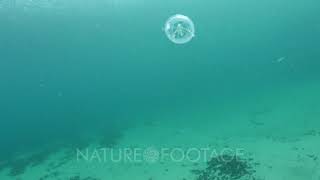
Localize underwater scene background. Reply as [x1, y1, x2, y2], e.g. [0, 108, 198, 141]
[0, 0, 320, 179]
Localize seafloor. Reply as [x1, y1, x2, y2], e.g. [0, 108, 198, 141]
[1, 81, 319, 180]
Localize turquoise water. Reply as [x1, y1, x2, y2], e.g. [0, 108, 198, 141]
[0, 0, 320, 179]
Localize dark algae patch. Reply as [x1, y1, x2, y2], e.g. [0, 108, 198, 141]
[192, 154, 260, 180]
[1, 126, 124, 177]
[69, 176, 101, 180]
[6, 147, 59, 176]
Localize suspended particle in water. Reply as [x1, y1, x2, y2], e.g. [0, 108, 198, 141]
[164, 14, 195, 44]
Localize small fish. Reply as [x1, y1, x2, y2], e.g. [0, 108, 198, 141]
[276, 57, 286, 63]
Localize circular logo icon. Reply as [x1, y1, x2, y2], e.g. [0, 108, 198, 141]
[143, 147, 160, 163]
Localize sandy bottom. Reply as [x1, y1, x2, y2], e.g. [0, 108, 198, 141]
[1, 81, 320, 180]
